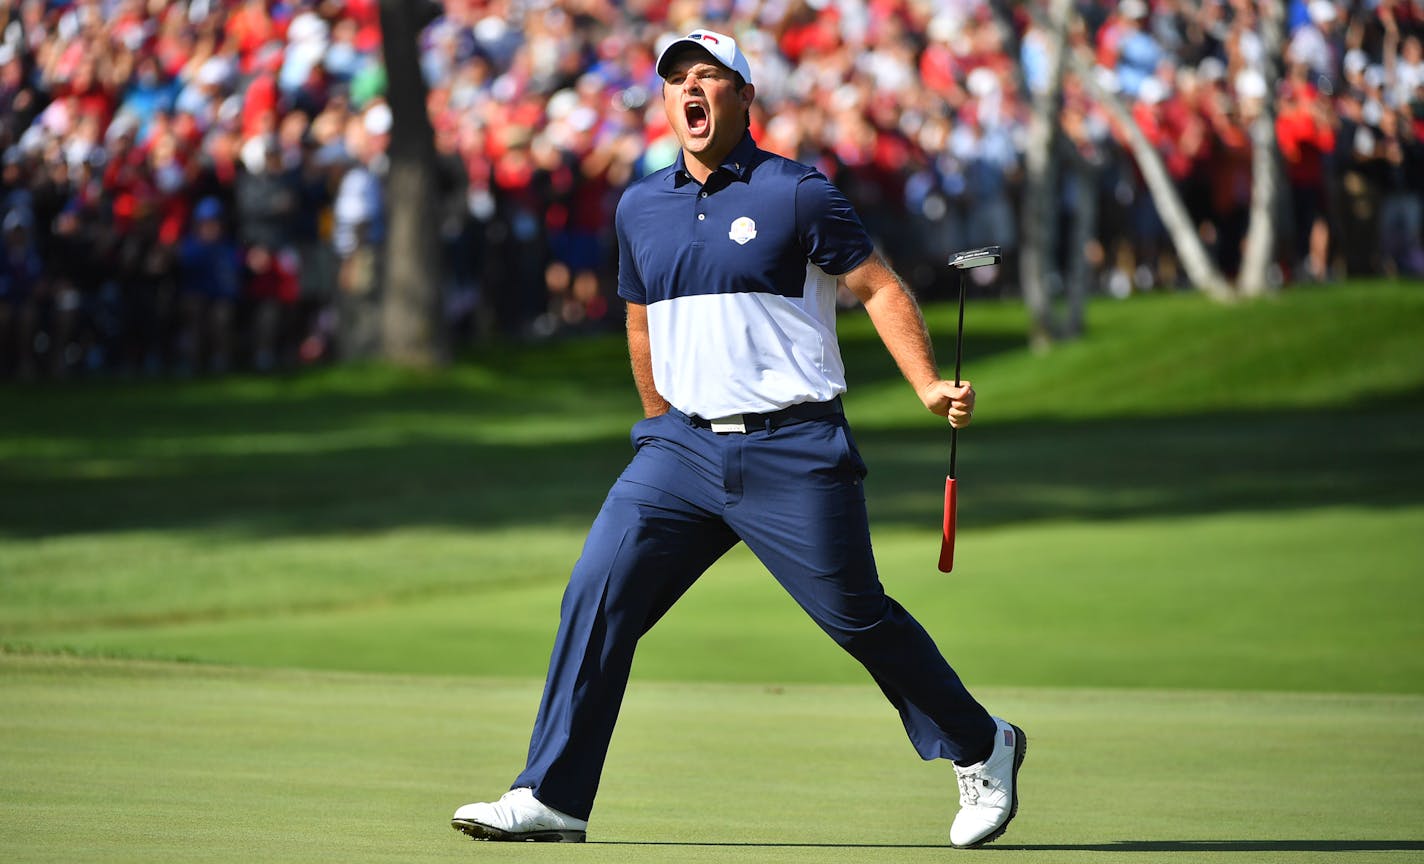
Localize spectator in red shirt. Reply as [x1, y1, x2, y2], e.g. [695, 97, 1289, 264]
[776, 0, 841, 65]
[226, 0, 275, 75]
[1276, 67, 1338, 280]
[1161, 65, 1215, 233]
[51, 55, 119, 132]
[1200, 61, 1253, 276]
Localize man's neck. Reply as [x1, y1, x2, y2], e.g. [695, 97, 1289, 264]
[682, 150, 721, 185]
[681, 131, 748, 184]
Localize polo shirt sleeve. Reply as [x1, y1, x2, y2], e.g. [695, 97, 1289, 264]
[795, 171, 875, 276]
[615, 192, 646, 305]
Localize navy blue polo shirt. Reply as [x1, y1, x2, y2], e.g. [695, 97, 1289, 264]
[615, 134, 875, 418]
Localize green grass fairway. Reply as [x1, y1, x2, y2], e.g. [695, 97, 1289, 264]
[13, 509, 1424, 693]
[4, 654, 1424, 864]
[3, 283, 1424, 861]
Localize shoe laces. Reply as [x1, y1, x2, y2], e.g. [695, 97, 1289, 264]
[955, 764, 998, 807]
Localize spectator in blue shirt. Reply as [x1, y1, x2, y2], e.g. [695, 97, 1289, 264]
[117, 55, 178, 143]
[176, 196, 241, 373]
[1117, 1, 1165, 98]
[0, 207, 44, 377]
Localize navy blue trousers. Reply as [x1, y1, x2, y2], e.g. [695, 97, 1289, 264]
[512, 408, 995, 819]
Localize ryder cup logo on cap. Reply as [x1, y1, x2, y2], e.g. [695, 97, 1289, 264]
[656, 28, 754, 85]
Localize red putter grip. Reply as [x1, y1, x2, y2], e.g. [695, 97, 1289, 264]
[938, 476, 958, 572]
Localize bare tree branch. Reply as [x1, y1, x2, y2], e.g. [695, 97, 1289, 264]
[1238, 0, 1285, 297]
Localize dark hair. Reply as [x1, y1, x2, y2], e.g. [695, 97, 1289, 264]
[735, 73, 751, 129]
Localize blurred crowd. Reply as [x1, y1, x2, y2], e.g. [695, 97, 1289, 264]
[0, 0, 1421, 379]
[1053, 0, 1424, 297]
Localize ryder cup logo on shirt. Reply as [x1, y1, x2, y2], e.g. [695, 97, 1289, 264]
[728, 216, 757, 245]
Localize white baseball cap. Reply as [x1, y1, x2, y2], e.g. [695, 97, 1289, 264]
[1307, 0, 1337, 25]
[656, 29, 753, 85]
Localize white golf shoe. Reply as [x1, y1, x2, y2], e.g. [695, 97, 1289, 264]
[451, 787, 588, 842]
[949, 717, 1027, 848]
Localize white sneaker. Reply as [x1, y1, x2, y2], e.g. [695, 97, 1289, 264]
[451, 787, 588, 842]
[949, 717, 1026, 848]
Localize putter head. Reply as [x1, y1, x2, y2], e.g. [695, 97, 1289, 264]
[949, 246, 1002, 270]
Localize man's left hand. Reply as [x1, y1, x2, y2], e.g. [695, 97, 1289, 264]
[919, 380, 976, 429]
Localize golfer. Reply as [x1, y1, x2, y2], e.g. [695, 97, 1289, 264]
[453, 28, 1025, 849]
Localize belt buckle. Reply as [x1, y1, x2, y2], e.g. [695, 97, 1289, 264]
[709, 415, 747, 433]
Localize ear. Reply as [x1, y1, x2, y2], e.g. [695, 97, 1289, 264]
[740, 82, 756, 111]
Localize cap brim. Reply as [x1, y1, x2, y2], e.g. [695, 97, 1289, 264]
[656, 40, 725, 79]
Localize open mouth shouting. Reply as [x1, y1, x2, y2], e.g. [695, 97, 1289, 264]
[684, 102, 710, 137]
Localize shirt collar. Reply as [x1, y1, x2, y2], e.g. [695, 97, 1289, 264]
[671, 133, 759, 186]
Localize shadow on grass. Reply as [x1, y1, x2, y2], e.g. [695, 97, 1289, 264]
[0, 313, 1024, 442]
[596, 839, 1424, 852]
[595, 841, 945, 848]
[2, 396, 1420, 539]
[992, 840, 1424, 852]
[856, 405, 1424, 529]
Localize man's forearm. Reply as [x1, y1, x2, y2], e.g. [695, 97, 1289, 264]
[861, 276, 942, 396]
[626, 303, 670, 417]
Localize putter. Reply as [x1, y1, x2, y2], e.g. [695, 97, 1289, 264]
[939, 245, 1001, 573]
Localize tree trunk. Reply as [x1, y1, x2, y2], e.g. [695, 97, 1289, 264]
[377, 0, 447, 367]
[1016, 0, 1074, 350]
[1238, 0, 1285, 297]
[1063, 137, 1100, 338]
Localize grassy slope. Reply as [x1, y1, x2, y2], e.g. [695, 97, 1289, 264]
[2, 283, 1421, 693]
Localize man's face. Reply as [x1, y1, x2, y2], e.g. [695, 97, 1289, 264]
[662, 51, 752, 164]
